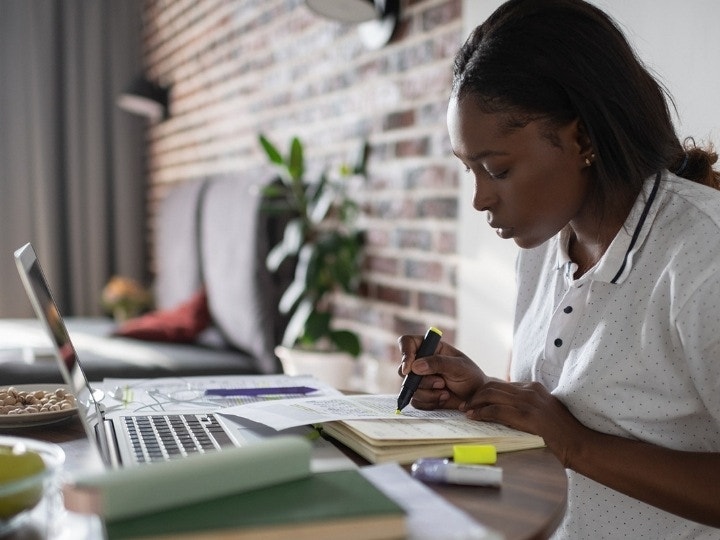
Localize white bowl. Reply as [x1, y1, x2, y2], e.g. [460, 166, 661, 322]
[0, 435, 65, 535]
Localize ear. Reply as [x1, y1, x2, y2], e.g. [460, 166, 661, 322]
[573, 118, 595, 160]
[558, 118, 594, 167]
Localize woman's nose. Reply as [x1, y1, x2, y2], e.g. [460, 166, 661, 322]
[472, 177, 494, 212]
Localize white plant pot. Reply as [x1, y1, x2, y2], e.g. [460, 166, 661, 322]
[275, 345, 358, 390]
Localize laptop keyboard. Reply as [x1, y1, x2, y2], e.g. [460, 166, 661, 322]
[122, 414, 234, 463]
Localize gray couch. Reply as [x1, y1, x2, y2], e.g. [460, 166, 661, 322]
[0, 174, 290, 384]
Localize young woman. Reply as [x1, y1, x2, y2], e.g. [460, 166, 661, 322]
[399, 0, 720, 537]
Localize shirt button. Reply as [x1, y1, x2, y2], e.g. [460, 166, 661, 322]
[563, 306, 573, 314]
[554, 338, 563, 347]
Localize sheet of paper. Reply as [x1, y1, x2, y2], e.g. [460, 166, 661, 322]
[220, 394, 466, 430]
[341, 415, 533, 440]
[98, 374, 343, 414]
[360, 463, 502, 540]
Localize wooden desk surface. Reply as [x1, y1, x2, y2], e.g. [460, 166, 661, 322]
[425, 447, 567, 540]
[5, 417, 567, 540]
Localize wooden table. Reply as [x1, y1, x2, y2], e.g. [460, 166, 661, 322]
[423, 447, 567, 539]
[329, 436, 567, 540]
[4, 417, 567, 540]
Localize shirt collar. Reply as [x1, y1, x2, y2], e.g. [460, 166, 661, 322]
[554, 172, 664, 284]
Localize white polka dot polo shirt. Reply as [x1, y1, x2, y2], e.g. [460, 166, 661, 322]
[511, 171, 720, 539]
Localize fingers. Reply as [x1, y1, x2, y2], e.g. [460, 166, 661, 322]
[397, 335, 464, 375]
[397, 334, 424, 376]
[410, 381, 466, 411]
[463, 381, 552, 433]
[396, 334, 486, 411]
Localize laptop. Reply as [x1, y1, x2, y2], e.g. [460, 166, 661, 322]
[13, 242, 253, 469]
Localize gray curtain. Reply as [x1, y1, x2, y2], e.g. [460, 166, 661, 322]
[0, 0, 147, 317]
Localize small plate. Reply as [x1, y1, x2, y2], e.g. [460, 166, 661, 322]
[0, 384, 77, 429]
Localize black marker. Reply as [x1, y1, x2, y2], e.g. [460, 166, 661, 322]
[396, 327, 443, 413]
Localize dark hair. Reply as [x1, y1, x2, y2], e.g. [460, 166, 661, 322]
[452, 0, 719, 211]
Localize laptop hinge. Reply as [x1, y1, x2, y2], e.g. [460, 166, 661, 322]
[96, 420, 122, 469]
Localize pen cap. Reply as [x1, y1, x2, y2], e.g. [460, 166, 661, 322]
[453, 444, 497, 465]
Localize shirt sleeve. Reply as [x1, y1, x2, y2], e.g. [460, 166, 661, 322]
[674, 269, 720, 426]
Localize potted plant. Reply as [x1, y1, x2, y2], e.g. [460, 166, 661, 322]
[259, 134, 368, 387]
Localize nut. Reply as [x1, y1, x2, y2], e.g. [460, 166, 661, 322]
[0, 388, 75, 416]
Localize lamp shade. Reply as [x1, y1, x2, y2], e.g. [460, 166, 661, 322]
[117, 76, 170, 122]
[305, 0, 377, 23]
[306, 0, 400, 50]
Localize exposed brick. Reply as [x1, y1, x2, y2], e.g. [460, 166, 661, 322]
[383, 110, 415, 131]
[143, 0, 463, 360]
[365, 340, 402, 367]
[393, 317, 430, 338]
[418, 101, 449, 127]
[437, 231, 456, 253]
[368, 198, 417, 220]
[370, 284, 411, 306]
[395, 137, 430, 158]
[418, 197, 458, 219]
[405, 259, 444, 281]
[397, 229, 433, 251]
[364, 255, 399, 276]
[422, 0, 462, 32]
[418, 291, 456, 316]
[406, 165, 457, 189]
[364, 228, 392, 248]
[396, 40, 435, 72]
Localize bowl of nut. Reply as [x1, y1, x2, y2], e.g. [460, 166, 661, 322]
[0, 386, 77, 428]
[0, 435, 65, 535]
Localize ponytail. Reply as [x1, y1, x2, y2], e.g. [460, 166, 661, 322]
[672, 140, 720, 189]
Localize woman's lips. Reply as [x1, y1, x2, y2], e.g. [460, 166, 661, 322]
[487, 215, 513, 239]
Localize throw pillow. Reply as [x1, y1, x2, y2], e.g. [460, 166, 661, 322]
[113, 287, 210, 343]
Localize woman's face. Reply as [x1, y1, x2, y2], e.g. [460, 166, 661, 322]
[447, 95, 593, 249]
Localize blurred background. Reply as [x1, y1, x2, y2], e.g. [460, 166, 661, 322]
[1, 0, 718, 379]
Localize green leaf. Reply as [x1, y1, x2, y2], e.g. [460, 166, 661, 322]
[278, 278, 305, 314]
[260, 183, 285, 198]
[353, 140, 370, 175]
[308, 185, 334, 224]
[295, 244, 316, 287]
[307, 172, 328, 204]
[281, 299, 313, 347]
[330, 330, 361, 357]
[259, 134, 284, 166]
[339, 199, 359, 223]
[266, 219, 303, 271]
[288, 137, 304, 180]
[304, 311, 331, 342]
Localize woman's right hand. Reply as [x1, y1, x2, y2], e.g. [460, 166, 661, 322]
[397, 335, 489, 411]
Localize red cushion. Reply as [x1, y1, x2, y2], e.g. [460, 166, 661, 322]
[113, 288, 210, 343]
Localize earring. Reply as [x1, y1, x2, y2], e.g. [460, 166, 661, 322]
[584, 153, 595, 167]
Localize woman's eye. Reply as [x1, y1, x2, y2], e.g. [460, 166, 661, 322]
[487, 169, 508, 180]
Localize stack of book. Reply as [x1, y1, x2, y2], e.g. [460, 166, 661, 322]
[64, 436, 406, 540]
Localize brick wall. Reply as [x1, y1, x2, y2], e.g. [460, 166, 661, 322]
[142, 0, 464, 379]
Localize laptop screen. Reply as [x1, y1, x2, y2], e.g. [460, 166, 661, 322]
[14, 243, 109, 453]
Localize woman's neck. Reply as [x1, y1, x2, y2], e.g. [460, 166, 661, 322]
[567, 195, 635, 279]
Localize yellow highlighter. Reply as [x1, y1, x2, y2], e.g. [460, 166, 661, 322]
[395, 327, 443, 414]
[453, 444, 497, 465]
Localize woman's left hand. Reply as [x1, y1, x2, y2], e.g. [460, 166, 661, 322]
[463, 380, 586, 466]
